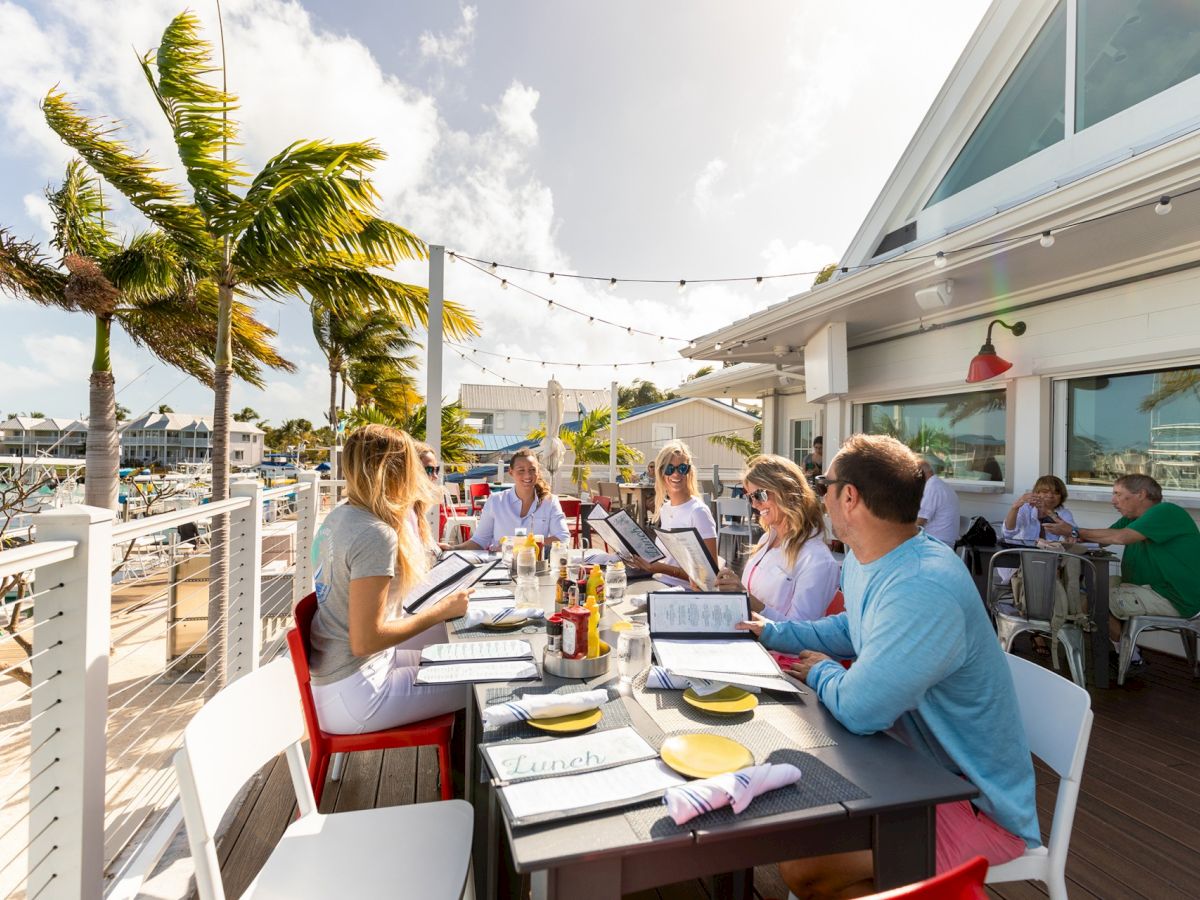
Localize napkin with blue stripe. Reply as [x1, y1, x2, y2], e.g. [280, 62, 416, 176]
[664, 762, 801, 825]
[481, 688, 609, 728]
[462, 606, 546, 628]
[644, 665, 760, 696]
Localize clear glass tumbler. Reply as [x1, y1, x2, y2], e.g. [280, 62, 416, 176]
[515, 547, 537, 581]
[616, 623, 652, 684]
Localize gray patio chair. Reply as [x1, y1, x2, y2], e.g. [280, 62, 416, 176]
[986, 548, 1098, 689]
[1117, 607, 1200, 686]
[716, 497, 753, 568]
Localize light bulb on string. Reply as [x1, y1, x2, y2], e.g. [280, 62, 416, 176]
[933, 251, 948, 269]
[1040, 231, 1055, 248]
[588, 316, 595, 324]
[755, 276, 764, 291]
[678, 279, 687, 293]
[500, 279, 508, 290]
[548, 272, 556, 285]
[547, 299, 553, 309]
[1156, 195, 1173, 215]
[608, 277, 617, 291]
[627, 326, 633, 335]
[448, 251, 457, 264]
[489, 261, 498, 272]
[714, 342, 722, 351]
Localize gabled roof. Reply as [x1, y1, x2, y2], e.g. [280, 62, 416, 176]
[559, 396, 758, 433]
[466, 434, 532, 453]
[458, 383, 611, 413]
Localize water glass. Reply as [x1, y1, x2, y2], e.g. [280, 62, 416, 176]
[616, 623, 652, 684]
[604, 563, 627, 602]
[514, 576, 540, 609]
[566, 548, 583, 583]
[515, 547, 537, 581]
[499, 536, 514, 567]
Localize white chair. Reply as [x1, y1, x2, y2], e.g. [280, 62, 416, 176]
[716, 497, 753, 566]
[986, 653, 1093, 900]
[174, 658, 473, 900]
[1117, 607, 1200, 685]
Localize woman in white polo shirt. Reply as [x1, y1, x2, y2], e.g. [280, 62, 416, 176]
[715, 454, 840, 621]
[449, 447, 569, 551]
[628, 441, 719, 585]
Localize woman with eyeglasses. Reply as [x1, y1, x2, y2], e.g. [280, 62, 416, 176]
[446, 447, 569, 551]
[714, 454, 840, 621]
[626, 441, 719, 585]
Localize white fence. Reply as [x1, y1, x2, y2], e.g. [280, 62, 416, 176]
[0, 471, 324, 899]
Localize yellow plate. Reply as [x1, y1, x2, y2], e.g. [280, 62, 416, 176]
[682, 686, 759, 715]
[527, 708, 603, 733]
[659, 733, 754, 779]
[481, 617, 529, 631]
[610, 621, 633, 632]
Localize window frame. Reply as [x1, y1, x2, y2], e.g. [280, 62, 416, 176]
[651, 423, 677, 449]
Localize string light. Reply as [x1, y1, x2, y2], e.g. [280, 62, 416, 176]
[755, 276, 764, 291]
[548, 272, 557, 284]
[1156, 195, 1173, 215]
[448, 250, 457, 264]
[500, 278, 508, 290]
[678, 279, 687, 294]
[488, 261, 498, 272]
[608, 277, 618, 291]
[447, 342, 688, 368]
[1039, 231, 1055, 248]
[933, 251, 947, 269]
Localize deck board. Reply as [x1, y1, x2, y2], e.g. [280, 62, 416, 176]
[212, 648, 1200, 899]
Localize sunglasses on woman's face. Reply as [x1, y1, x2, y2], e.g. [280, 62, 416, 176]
[662, 463, 691, 476]
[747, 488, 770, 503]
[424, 465, 440, 476]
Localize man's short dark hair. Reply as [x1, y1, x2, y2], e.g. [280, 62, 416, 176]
[1115, 473, 1162, 503]
[813, 436, 823, 447]
[832, 434, 925, 523]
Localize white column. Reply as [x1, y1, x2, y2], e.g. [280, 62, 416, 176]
[293, 471, 320, 607]
[427, 245, 445, 465]
[1011, 376, 1049, 494]
[227, 479, 263, 683]
[610, 381, 619, 481]
[31, 505, 113, 900]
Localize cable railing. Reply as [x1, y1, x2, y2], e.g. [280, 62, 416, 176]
[0, 472, 321, 899]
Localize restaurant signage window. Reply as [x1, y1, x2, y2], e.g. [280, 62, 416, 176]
[1065, 366, 1200, 492]
[861, 390, 1006, 482]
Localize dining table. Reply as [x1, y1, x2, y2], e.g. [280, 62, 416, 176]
[616, 483, 656, 530]
[441, 574, 975, 899]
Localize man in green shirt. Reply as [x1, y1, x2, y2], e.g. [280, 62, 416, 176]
[1045, 474, 1200, 656]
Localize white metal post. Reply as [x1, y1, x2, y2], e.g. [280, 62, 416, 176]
[610, 380, 619, 482]
[31, 505, 113, 900]
[427, 245, 445, 467]
[293, 471, 320, 607]
[227, 480, 263, 682]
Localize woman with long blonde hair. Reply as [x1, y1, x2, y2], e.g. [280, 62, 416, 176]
[715, 454, 839, 621]
[309, 425, 469, 734]
[626, 440, 718, 585]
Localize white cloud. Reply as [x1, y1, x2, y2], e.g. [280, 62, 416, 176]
[490, 83, 540, 147]
[760, 237, 840, 277]
[692, 158, 727, 215]
[418, 5, 477, 67]
[22, 193, 53, 238]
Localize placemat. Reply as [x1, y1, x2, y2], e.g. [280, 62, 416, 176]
[451, 619, 547, 638]
[481, 683, 633, 744]
[624, 747, 869, 840]
[631, 671, 835, 751]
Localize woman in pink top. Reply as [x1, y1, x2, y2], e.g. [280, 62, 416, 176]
[715, 454, 839, 621]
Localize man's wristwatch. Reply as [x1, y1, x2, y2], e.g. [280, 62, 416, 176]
[1070, 525, 1081, 541]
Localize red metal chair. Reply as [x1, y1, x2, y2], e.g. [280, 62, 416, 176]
[559, 497, 582, 548]
[862, 855, 988, 899]
[286, 593, 455, 804]
[592, 495, 612, 513]
[467, 481, 491, 513]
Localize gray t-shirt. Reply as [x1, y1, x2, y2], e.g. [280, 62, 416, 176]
[309, 503, 396, 685]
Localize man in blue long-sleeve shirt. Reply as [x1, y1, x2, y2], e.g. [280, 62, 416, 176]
[738, 434, 1038, 898]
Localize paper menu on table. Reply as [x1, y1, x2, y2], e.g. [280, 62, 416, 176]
[653, 637, 781, 678]
[413, 660, 538, 685]
[401, 553, 499, 613]
[654, 527, 719, 589]
[647, 591, 749, 635]
[586, 506, 665, 562]
[497, 758, 686, 826]
[667, 667, 805, 694]
[470, 587, 515, 600]
[482, 726, 657, 784]
[421, 640, 533, 664]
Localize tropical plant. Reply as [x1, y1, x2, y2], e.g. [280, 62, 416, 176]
[0, 162, 291, 510]
[348, 356, 421, 419]
[686, 365, 715, 382]
[344, 402, 480, 464]
[617, 378, 677, 408]
[1139, 368, 1200, 412]
[115, 403, 131, 422]
[41, 10, 477, 685]
[708, 421, 762, 461]
[528, 409, 643, 491]
[232, 406, 260, 422]
[813, 262, 838, 286]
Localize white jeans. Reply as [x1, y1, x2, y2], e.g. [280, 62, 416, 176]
[312, 648, 467, 735]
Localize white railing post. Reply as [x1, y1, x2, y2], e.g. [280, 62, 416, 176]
[30, 505, 113, 900]
[293, 471, 319, 607]
[227, 479, 263, 683]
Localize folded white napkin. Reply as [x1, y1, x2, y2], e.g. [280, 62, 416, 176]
[462, 606, 546, 628]
[664, 763, 802, 825]
[644, 666, 760, 696]
[482, 688, 609, 728]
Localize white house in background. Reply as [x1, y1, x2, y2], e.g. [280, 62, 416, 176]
[458, 383, 611, 451]
[682, 0, 1200, 546]
[0, 416, 89, 459]
[119, 413, 265, 467]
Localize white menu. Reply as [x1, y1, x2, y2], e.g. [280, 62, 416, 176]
[483, 726, 657, 783]
[647, 591, 749, 634]
[498, 758, 686, 826]
[414, 660, 538, 685]
[421, 640, 533, 664]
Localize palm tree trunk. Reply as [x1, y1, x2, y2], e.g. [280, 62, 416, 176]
[339, 373, 347, 414]
[329, 366, 339, 481]
[207, 275, 234, 693]
[84, 316, 120, 510]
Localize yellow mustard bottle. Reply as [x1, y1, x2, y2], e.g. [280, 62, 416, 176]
[585, 589, 601, 658]
[587, 562, 605, 605]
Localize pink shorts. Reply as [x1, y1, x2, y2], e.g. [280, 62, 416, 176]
[935, 801, 1027, 874]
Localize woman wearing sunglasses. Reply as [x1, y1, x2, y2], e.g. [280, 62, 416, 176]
[626, 441, 719, 585]
[715, 454, 839, 621]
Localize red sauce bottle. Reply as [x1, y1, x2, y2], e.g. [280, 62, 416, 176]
[561, 605, 591, 660]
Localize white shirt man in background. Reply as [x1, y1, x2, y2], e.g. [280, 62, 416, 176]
[917, 459, 960, 545]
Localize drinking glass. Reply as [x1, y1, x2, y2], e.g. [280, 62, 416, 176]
[604, 563, 627, 602]
[515, 547, 537, 581]
[566, 548, 583, 583]
[616, 623, 652, 684]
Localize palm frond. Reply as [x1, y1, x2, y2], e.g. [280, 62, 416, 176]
[0, 229, 69, 309]
[707, 433, 760, 461]
[42, 88, 215, 263]
[141, 12, 246, 222]
[46, 160, 117, 259]
[104, 231, 183, 302]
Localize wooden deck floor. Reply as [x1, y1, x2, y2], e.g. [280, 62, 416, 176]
[205, 644, 1200, 900]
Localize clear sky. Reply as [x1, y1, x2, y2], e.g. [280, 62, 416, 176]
[0, 0, 990, 426]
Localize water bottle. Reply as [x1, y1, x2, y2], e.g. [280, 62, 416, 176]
[604, 560, 627, 602]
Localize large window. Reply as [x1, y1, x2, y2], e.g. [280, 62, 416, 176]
[790, 419, 814, 467]
[1065, 366, 1200, 491]
[926, 2, 1066, 208]
[1076, 0, 1200, 131]
[862, 390, 1007, 482]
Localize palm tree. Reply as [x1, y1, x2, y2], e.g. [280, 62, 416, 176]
[232, 406, 260, 422]
[708, 421, 762, 462]
[529, 409, 643, 491]
[345, 402, 481, 464]
[0, 162, 291, 510]
[347, 356, 421, 419]
[41, 11, 477, 686]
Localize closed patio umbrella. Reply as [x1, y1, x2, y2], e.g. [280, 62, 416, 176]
[539, 377, 566, 493]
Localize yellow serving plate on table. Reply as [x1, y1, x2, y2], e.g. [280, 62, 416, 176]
[682, 686, 758, 715]
[481, 617, 529, 631]
[659, 733, 753, 779]
[527, 708, 603, 733]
